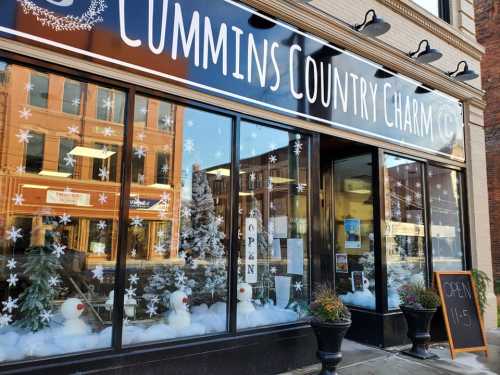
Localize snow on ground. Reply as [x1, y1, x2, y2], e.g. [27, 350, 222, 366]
[0, 302, 298, 362]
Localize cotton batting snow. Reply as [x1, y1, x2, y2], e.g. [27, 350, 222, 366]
[0, 302, 299, 362]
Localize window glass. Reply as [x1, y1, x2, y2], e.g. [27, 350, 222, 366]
[237, 122, 310, 330]
[412, 0, 440, 16]
[134, 95, 148, 128]
[0, 64, 125, 363]
[92, 143, 119, 182]
[156, 152, 170, 185]
[384, 155, 426, 309]
[58, 138, 76, 176]
[0, 60, 8, 86]
[132, 152, 145, 184]
[96, 88, 125, 123]
[28, 73, 49, 108]
[334, 155, 375, 309]
[62, 80, 83, 115]
[122, 98, 231, 345]
[429, 166, 464, 271]
[158, 101, 174, 132]
[25, 132, 45, 173]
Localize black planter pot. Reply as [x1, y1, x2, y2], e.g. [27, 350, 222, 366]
[400, 305, 439, 360]
[310, 319, 351, 375]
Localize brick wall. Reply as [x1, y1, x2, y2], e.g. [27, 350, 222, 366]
[475, 0, 500, 282]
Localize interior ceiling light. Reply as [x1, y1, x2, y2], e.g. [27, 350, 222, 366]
[354, 9, 391, 37]
[408, 39, 442, 64]
[447, 60, 479, 82]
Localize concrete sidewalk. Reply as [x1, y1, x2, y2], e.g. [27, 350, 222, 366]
[282, 330, 500, 375]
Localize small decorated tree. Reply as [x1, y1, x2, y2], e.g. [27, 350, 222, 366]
[17, 246, 62, 332]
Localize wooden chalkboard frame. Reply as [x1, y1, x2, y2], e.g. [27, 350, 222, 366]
[434, 271, 489, 359]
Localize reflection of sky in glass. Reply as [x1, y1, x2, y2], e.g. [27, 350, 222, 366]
[181, 107, 232, 200]
[411, 0, 439, 15]
[384, 155, 416, 169]
[240, 122, 290, 158]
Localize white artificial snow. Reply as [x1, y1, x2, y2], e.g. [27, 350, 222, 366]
[0, 301, 300, 362]
[340, 290, 376, 310]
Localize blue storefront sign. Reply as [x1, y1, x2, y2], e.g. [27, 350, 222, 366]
[0, 0, 465, 160]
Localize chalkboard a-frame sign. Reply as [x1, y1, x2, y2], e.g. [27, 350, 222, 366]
[434, 271, 488, 359]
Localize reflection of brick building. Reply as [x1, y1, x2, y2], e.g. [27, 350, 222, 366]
[0, 63, 185, 268]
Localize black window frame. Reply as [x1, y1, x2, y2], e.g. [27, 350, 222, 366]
[0, 48, 470, 372]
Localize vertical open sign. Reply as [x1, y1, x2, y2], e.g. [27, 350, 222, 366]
[245, 217, 258, 284]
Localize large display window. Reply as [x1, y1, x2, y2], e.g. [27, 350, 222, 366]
[0, 62, 125, 361]
[237, 122, 310, 329]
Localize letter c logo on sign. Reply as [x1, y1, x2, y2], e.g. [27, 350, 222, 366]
[46, 0, 74, 6]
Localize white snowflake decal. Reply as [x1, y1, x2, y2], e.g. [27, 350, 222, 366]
[52, 242, 66, 258]
[154, 242, 166, 255]
[249, 172, 256, 182]
[2, 296, 18, 314]
[24, 82, 34, 92]
[269, 154, 277, 164]
[270, 266, 277, 274]
[293, 281, 303, 292]
[296, 183, 306, 193]
[158, 210, 168, 220]
[67, 125, 79, 135]
[134, 145, 147, 159]
[16, 129, 33, 144]
[59, 213, 72, 225]
[0, 314, 12, 327]
[12, 193, 24, 206]
[6, 258, 17, 270]
[130, 216, 143, 227]
[97, 220, 107, 231]
[48, 275, 61, 287]
[146, 303, 158, 317]
[102, 126, 114, 137]
[7, 273, 19, 287]
[130, 248, 137, 257]
[98, 193, 108, 205]
[181, 207, 191, 219]
[39, 309, 53, 323]
[18, 107, 32, 120]
[92, 265, 104, 282]
[184, 139, 195, 153]
[72, 98, 81, 107]
[293, 140, 303, 156]
[16, 165, 26, 174]
[6, 226, 22, 242]
[137, 131, 146, 141]
[98, 167, 110, 181]
[161, 164, 169, 175]
[125, 287, 136, 298]
[128, 274, 139, 285]
[102, 98, 113, 111]
[64, 154, 76, 167]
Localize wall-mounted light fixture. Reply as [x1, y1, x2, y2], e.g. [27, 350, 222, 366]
[447, 60, 479, 82]
[408, 39, 442, 63]
[354, 9, 391, 37]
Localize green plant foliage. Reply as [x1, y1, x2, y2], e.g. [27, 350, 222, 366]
[399, 281, 440, 309]
[309, 284, 350, 323]
[472, 269, 491, 316]
[17, 246, 62, 332]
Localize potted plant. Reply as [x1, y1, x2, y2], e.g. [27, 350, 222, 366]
[399, 282, 441, 359]
[309, 284, 351, 375]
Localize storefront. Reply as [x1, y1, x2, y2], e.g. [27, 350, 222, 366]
[0, 1, 492, 374]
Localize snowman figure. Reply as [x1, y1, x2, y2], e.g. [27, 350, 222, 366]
[168, 290, 191, 330]
[60, 298, 89, 336]
[237, 282, 255, 314]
